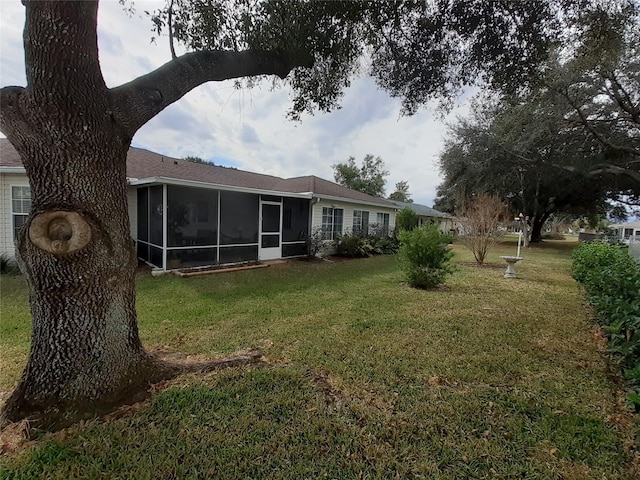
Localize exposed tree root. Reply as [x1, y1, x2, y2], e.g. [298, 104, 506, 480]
[0, 348, 265, 436]
[156, 348, 265, 374]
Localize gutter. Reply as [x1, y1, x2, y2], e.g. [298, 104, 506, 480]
[128, 176, 313, 199]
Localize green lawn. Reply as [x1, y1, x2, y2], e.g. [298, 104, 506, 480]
[1, 239, 637, 479]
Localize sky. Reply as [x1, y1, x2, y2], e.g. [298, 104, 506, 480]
[0, 0, 472, 207]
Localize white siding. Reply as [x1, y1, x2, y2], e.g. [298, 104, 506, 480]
[0, 172, 30, 260]
[310, 198, 396, 255]
[311, 200, 396, 232]
[127, 186, 137, 240]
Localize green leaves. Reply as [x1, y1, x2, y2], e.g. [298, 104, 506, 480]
[572, 241, 640, 410]
[332, 155, 388, 198]
[145, 0, 580, 118]
[397, 224, 454, 288]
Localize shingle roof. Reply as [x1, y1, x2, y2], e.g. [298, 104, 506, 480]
[390, 200, 450, 218]
[0, 138, 395, 207]
[0, 138, 23, 167]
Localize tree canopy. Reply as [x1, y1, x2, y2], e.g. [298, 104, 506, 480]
[435, 2, 640, 241]
[388, 181, 413, 203]
[434, 91, 622, 241]
[144, 0, 565, 119]
[332, 154, 389, 197]
[544, 4, 640, 190]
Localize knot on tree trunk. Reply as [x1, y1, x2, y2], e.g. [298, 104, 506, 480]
[29, 211, 92, 255]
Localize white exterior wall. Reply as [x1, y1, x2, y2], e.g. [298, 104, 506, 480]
[309, 198, 396, 255]
[0, 172, 30, 260]
[310, 199, 396, 234]
[127, 186, 137, 240]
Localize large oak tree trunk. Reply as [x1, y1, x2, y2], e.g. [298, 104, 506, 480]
[0, 1, 291, 428]
[1, 135, 168, 428]
[0, 2, 168, 429]
[529, 213, 550, 243]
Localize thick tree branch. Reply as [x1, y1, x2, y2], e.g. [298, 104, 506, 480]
[556, 162, 640, 183]
[0, 86, 28, 139]
[562, 91, 640, 156]
[600, 71, 640, 124]
[110, 49, 306, 137]
[168, 0, 176, 60]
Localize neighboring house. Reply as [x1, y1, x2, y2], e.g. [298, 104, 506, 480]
[610, 220, 640, 244]
[0, 139, 397, 270]
[389, 200, 453, 233]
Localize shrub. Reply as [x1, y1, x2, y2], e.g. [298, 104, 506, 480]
[305, 226, 325, 258]
[368, 233, 400, 255]
[572, 241, 640, 410]
[0, 255, 19, 275]
[334, 229, 400, 257]
[456, 194, 508, 264]
[398, 224, 454, 289]
[541, 232, 565, 240]
[396, 207, 418, 231]
[334, 232, 374, 257]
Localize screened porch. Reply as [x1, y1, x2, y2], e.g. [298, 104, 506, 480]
[135, 184, 310, 270]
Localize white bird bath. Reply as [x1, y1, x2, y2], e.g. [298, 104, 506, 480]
[500, 255, 523, 278]
[500, 229, 525, 278]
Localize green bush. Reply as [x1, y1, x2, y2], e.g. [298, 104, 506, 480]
[334, 232, 374, 257]
[368, 233, 400, 255]
[335, 230, 400, 257]
[396, 207, 419, 231]
[572, 241, 640, 410]
[398, 224, 454, 289]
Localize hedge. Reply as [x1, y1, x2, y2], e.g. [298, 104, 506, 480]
[572, 241, 640, 410]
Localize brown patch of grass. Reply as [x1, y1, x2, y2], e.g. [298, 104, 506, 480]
[0, 420, 32, 454]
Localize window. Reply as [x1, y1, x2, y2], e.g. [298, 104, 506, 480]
[352, 210, 369, 236]
[376, 212, 390, 236]
[11, 186, 31, 240]
[322, 207, 343, 240]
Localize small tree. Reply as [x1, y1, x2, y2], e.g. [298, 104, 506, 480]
[457, 194, 508, 264]
[398, 224, 454, 289]
[306, 226, 325, 258]
[396, 207, 419, 231]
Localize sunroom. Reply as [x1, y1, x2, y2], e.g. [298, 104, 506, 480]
[132, 179, 312, 270]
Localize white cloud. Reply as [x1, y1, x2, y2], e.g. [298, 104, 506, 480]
[0, 0, 471, 207]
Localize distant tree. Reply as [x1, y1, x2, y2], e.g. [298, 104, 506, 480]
[457, 194, 508, 265]
[396, 207, 419, 231]
[333, 154, 388, 197]
[434, 88, 625, 242]
[435, 4, 640, 242]
[546, 4, 640, 186]
[388, 181, 413, 203]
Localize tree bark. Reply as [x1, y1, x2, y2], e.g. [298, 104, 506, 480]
[530, 213, 549, 243]
[0, 1, 302, 429]
[0, 2, 166, 429]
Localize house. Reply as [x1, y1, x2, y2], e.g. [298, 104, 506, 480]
[389, 200, 453, 232]
[0, 139, 397, 270]
[610, 220, 640, 244]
